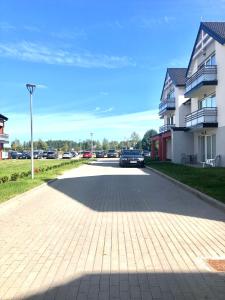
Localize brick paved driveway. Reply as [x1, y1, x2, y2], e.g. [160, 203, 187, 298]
[0, 159, 225, 300]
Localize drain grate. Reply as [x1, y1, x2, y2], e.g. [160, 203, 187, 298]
[207, 259, 225, 271]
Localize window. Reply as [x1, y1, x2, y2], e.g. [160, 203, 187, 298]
[205, 53, 216, 66]
[167, 89, 175, 100]
[167, 115, 174, 125]
[199, 94, 216, 109]
[198, 134, 216, 161]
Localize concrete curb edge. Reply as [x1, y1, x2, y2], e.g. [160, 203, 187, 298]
[146, 165, 225, 213]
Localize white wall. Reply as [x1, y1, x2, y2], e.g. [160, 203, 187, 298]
[171, 130, 194, 163]
[175, 86, 191, 127]
[215, 42, 225, 127]
[216, 126, 225, 166]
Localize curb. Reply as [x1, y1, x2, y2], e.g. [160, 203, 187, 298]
[145, 165, 225, 214]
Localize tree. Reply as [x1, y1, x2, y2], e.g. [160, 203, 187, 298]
[62, 143, 69, 152]
[95, 140, 102, 150]
[102, 138, 109, 151]
[141, 129, 157, 150]
[109, 140, 119, 150]
[130, 132, 140, 148]
[11, 139, 23, 151]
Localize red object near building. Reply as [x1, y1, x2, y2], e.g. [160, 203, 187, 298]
[151, 131, 172, 161]
[0, 114, 9, 160]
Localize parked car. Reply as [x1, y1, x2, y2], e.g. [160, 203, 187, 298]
[18, 152, 31, 159]
[47, 151, 58, 159]
[107, 149, 118, 158]
[71, 151, 78, 157]
[9, 151, 20, 159]
[42, 151, 48, 158]
[83, 151, 92, 158]
[96, 150, 106, 158]
[33, 150, 43, 159]
[119, 149, 145, 168]
[62, 152, 73, 159]
[142, 150, 151, 158]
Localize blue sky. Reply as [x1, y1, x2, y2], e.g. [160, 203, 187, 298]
[1, 0, 225, 143]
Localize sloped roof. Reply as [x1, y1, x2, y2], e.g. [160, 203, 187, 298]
[0, 114, 8, 121]
[186, 21, 225, 75]
[160, 68, 187, 101]
[202, 22, 225, 44]
[168, 68, 187, 86]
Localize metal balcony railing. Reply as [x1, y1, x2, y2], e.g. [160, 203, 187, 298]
[159, 98, 176, 115]
[185, 107, 217, 127]
[0, 133, 9, 143]
[159, 124, 175, 133]
[186, 65, 217, 94]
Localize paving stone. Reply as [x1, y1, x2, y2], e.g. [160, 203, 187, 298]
[0, 160, 225, 299]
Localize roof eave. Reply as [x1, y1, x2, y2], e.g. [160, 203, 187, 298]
[186, 22, 225, 77]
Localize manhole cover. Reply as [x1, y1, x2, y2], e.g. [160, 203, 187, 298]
[207, 259, 225, 271]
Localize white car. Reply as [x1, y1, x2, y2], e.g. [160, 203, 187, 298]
[62, 152, 72, 159]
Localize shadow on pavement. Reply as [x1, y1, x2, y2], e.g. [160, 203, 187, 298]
[47, 172, 225, 221]
[21, 271, 225, 300]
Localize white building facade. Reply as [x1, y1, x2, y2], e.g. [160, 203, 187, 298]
[152, 22, 225, 167]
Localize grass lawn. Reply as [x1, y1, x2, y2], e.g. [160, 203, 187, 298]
[145, 160, 225, 203]
[0, 159, 66, 177]
[0, 159, 90, 204]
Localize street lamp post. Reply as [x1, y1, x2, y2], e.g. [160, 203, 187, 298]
[26, 83, 36, 179]
[90, 132, 94, 153]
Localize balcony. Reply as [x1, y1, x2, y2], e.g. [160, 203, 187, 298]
[0, 133, 9, 144]
[185, 107, 217, 128]
[159, 98, 175, 116]
[185, 65, 217, 98]
[159, 124, 175, 133]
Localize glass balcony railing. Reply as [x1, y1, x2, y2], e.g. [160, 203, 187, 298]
[159, 124, 175, 133]
[185, 107, 217, 128]
[186, 65, 217, 95]
[159, 98, 175, 116]
[0, 133, 9, 143]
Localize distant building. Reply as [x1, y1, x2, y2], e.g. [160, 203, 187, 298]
[0, 114, 9, 160]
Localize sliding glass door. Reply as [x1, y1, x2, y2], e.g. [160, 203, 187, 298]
[198, 134, 216, 161]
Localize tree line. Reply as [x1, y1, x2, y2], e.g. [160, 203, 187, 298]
[10, 129, 157, 152]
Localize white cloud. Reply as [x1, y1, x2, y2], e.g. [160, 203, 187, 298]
[36, 84, 47, 89]
[132, 15, 175, 29]
[100, 107, 114, 113]
[0, 41, 136, 69]
[5, 109, 161, 142]
[0, 22, 16, 31]
[50, 28, 87, 40]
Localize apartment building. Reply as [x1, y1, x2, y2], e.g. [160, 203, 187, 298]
[0, 114, 9, 160]
[152, 22, 225, 167]
[151, 68, 190, 161]
[183, 22, 225, 166]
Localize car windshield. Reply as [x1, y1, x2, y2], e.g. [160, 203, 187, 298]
[122, 150, 142, 156]
[48, 151, 54, 154]
[108, 150, 116, 153]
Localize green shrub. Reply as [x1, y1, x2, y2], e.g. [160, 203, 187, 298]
[20, 172, 27, 178]
[1, 176, 9, 183]
[11, 173, 20, 181]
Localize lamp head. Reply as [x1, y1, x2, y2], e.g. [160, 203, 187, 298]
[26, 83, 36, 95]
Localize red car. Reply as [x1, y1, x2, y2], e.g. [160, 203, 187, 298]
[83, 151, 92, 158]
